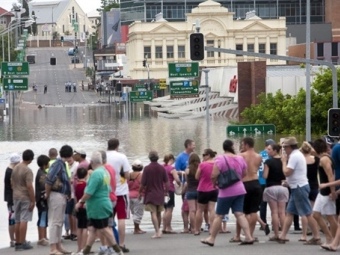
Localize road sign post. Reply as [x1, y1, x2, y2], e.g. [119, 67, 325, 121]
[1, 62, 30, 75]
[3, 77, 29, 91]
[168, 62, 199, 78]
[226, 124, 276, 136]
[129, 91, 153, 103]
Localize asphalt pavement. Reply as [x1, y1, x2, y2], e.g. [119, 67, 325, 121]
[20, 47, 100, 106]
[0, 226, 327, 255]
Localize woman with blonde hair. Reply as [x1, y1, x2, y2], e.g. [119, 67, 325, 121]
[184, 153, 200, 235]
[298, 141, 320, 242]
[195, 149, 218, 235]
[162, 154, 181, 234]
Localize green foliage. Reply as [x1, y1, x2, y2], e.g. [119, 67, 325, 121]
[98, 0, 120, 12]
[0, 34, 18, 62]
[241, 68, 340, 135]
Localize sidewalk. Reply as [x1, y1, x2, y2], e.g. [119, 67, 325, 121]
[0, 226, 324, 255]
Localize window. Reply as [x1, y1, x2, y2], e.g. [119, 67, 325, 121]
[248, 44, 254, 52]
[332, 42, 338, 57]
[317, 43, 324, 57]
[155, 46, 163, 59]
[259, 43, 266, 54]
[207, 40, 214, 57]
[236, 44, 243, 56]
[144, 46, 151, 59]
[178, 45, 185, 58]
[167, 46, 174, 58]
[270, 43, 277, 55]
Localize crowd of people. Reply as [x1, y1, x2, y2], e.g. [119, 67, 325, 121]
[3, 136, 340, 254]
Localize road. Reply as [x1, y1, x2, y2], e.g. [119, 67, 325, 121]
[0, 225, 326, 255]
[21, 47, 99, 105]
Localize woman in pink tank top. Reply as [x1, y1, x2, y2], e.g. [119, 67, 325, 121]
[195, 149, 218, 235]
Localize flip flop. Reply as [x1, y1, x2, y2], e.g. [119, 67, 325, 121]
[298, 238, 306, 242]
[194, 232, 200, 236]
[269, 236, 279, 241]
[201, 240, 214, 247]
[321, 244, 337, 251]
[239, 240, 254, 245]
[229, 237, 242, 243]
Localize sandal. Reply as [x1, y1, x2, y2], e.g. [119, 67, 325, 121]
[229, 237, 242, 243]
[304, 238, 321, 245]
[269, 236, 279, 241]
[119, 245, 130, 253]
[201, 240, 214, 247]
[321, 244, 337, 251]
[239, 240, 254, 245]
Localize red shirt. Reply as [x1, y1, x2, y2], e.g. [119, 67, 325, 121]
[75, 181, 86, 208]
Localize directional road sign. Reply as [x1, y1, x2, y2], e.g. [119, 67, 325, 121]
[226, 124, 276, 136]
[133, 84, 147, 92]
[1, 62, 29, 76]
[3, 77, 29, 91]
[170, 80, 199, 98]
[129, 91, 153, 103]
[168, 62, 199, 78]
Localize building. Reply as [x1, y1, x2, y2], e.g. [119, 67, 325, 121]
[121, 0, 340, 42]
[28, 0, 93, 41]
[126, 0, 286, 79]
[0, 7, 14, 30]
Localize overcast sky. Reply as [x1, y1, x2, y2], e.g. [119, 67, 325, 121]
[0, 0, 102, 14]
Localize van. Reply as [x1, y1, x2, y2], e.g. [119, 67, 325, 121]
[68, 48, 75, 56]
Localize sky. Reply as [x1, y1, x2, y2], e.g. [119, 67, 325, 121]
[0, 0, 102, 14]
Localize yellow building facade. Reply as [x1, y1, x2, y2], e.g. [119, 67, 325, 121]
[126, 0, 287, 80]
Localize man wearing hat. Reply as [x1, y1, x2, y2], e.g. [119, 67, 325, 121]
[74, 150, 90, 170]
[278, 137, 321, 244]
[4, 153, 21, 247]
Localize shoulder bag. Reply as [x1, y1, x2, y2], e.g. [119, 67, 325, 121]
[217, 156, 240, 189]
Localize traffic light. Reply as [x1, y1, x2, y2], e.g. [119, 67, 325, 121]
[190, 33, 204, 61]
[143, 60, 146, 67]
[328, 108, 340, 137]
[61, 36, 64, 42]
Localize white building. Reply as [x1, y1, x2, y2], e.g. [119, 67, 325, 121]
[29, 0, 93, 39]
[126, 0, 287, 80]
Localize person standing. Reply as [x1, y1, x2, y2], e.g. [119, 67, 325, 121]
[44, 85, 47, 94]
[35, 155, 50, 246]
[140, 151, 169, 238]
[4, 153, 21, 247]
[278, 137, 321, 244]
[200, 140, 253, 246]
[106, 138, 131, 252]
[45, 145, 73, 254]
[75, 151, 122, 255]
[128, 160, 146, 234]
[11, 149, 35, 251]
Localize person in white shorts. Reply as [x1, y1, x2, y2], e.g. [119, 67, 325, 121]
[312, 138, 337, 245]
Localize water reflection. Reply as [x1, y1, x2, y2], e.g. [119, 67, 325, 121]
[0, 104, 278, 248]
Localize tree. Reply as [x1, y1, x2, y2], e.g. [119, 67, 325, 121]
[240, 68, 340, 135]
[21, 0, 31, 33]
[98, 0, 120, 12]
[31, 11, 37, 35]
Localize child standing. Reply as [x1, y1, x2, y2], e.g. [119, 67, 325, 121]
[74, 167, 88, 253]
[35, 155, 50, 246]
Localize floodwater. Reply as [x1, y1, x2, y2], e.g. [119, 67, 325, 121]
[0, 103, 277, 248]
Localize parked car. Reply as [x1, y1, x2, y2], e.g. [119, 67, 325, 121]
[68, 48, 75, 56]
[71, 56, 80, 63]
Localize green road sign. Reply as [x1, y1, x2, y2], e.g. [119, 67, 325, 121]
[1, 62, 29, 76]
[3, 77, 28, 91]
[133, 84, 146, 91]
[226, 124, 276, 136]
[168, 62, 199, 78]
[170, 80, 199, 98]
[129, 91, 153, 103]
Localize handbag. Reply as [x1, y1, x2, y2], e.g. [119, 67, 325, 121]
[217, 156, 240, 189]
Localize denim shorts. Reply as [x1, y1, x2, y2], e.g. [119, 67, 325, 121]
[215, 195, 245, 216]
[287, 184, 312, 216]
[186, 191, 198, 200]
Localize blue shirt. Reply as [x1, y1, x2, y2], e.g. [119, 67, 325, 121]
[46, 158, 71, 196]
[175, 151, 189, 172]
[258, 150, 270, 185]
[332, 144, 340, 181]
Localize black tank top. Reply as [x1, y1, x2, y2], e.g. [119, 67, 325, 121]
[187, 173, 198, 192]
[319, 155, 334, 196]
[307, 157, 320, 190]
[265, 158, 285, 187]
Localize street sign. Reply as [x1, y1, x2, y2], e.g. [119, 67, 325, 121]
[168, 62, 199, 78]
[226, 124, 276, 136]
[133, 84, 146, 92]
[159, 79, 167, 89]
[170, 80, 199, 98]
[3, 77, 29, 91]
[1, 62, 29, 76]
[129, 91, 153, 102]
[0, 98, 5, 104]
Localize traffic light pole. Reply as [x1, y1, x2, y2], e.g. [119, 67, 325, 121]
[201, 69, 210, 148]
